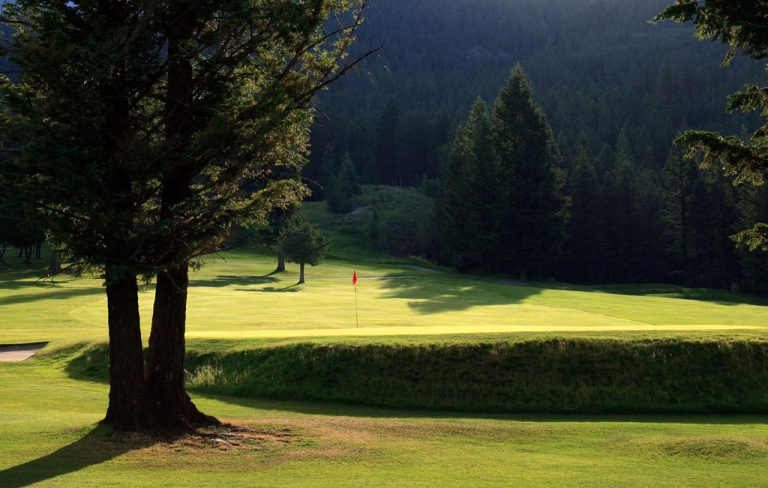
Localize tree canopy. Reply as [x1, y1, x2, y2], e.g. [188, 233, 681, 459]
[278, 213, 330, 283]
[655, 0, 768, 251]
[0, 0, 367, 431]
[439, 67, 568, 278]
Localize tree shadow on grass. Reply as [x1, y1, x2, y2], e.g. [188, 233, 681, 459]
[194, 391, 768, 426]
[256, 283, 301, 293]
[377, 273, 543, 314]
[578, 283, 768, 307]
[191, 275, 280, 288]
[0, 286, 104, 307]
[0, 426, 154, 488]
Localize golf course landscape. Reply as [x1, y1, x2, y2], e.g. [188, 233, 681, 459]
[3, 205, 768, 486]
[2, 0, 768, 485]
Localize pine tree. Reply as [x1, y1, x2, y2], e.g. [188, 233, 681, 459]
[737, 185, 768, 293]
[490, 65, 568, 278]
[603, 150, 638, 282]
[439, 98, 495, 271]
[326, 153, 361, 214]
[561, 139, 606, 282]
[662, 147, 698, 284]
[0, 0, 367, 431]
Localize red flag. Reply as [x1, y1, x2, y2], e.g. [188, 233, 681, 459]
[352, 270, 358, 286]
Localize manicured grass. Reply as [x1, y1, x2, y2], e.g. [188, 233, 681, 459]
[2, 248, 768, 347]
[2, 248, 768, 485]
[2, 347, 768, 487]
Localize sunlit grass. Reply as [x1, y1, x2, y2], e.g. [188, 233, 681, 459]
[1, 249, 767, 347]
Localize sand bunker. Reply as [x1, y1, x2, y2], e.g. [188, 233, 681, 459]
[0, 342, 47, 362]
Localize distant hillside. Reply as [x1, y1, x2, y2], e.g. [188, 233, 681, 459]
[308, 0, 763, 184]
[303, 185, 435, 261]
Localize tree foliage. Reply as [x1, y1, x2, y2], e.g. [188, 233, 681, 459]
[0, 0, 367, 431]
[439, 67, 567, 278]
[278, 213, 330, 283]
[326, 152, 360, 213]
[439, 98, 495, 271]
[656, 0, 768, 251]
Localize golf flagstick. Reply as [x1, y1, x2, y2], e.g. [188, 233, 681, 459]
[352, 270, 359, 328]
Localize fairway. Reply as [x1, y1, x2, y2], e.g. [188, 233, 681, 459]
[2, 250, 768, 346]
[2, 348, 768, 487]
[2, 251, 768, 486]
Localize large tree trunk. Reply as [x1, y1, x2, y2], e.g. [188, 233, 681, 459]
[276, 253, 286, 273]
[0, 241, 6, 266]
[298, 262, 305, 284]
[140, 2, 218, 432]
[47, 251, 62, 276]
[144, 263, 217, 431]
[103, 266, 146, 431]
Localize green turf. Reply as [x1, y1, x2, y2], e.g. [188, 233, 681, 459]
[2, 247, 768, 486]
[2, 347, 768, 487]
[2, 248, 768, 346]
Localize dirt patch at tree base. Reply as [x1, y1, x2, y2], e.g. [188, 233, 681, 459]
[115, 425, 295, 454]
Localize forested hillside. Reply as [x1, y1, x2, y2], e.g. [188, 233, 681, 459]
[309, 0, 761, 185]
[307, 0, 768, 293]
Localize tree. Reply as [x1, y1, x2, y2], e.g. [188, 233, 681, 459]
[560, 138, 607, 282]
[655, 1, 768, 251]
[375, 97, 401, 185]
[490, 65, 568, 278]
[662, 147, 698, 283]
[248, 206, 299, 273]
[438, 68, 568, 278]
[0, 187, 43, 266]
[737, 184, 768, 293]
[439, 97, 496, 271]
[0, 0, 368, 431]
[326, 153, 360, 213]
[278, 214, 330, 284]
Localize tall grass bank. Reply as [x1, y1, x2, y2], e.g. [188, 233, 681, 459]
[71, 339, 768, 413]
[182, 339, 768, 413]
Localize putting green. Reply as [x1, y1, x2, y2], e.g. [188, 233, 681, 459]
[1, 249, 768, 345]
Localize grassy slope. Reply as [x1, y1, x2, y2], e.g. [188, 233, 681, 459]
[2, 348, 768, 487]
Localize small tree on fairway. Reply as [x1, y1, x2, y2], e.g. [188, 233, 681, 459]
[278, 214, 330, 284]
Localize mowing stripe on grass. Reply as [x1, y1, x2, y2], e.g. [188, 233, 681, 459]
[185, 324, 765, 340]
